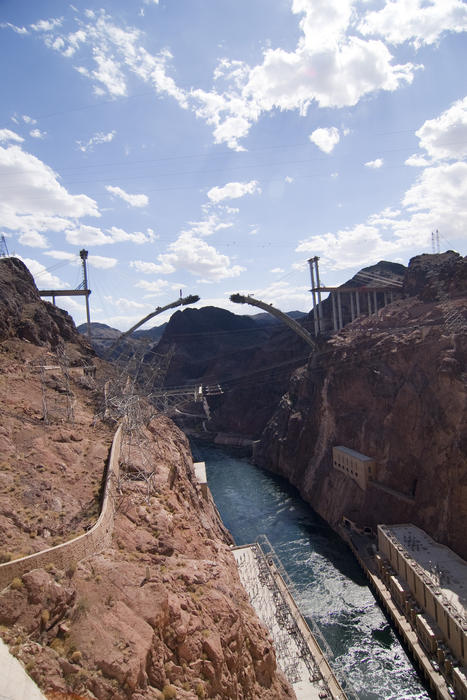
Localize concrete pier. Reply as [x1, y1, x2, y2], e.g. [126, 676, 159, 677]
[232, 542, 348, 700]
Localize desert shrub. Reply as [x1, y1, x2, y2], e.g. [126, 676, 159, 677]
[50, 638, 64, 654]
[10, 577, 23, 590]
[40, 609, 50, 627]
[162, 684, 177, 699]
[195, 682, 206, 698]
[70, 650, 82, 664]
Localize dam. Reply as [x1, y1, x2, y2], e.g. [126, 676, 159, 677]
[194, 441, 431, 700]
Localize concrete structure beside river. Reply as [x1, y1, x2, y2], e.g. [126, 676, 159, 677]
[377, 524, 467, 699]
[332, 446, 375, 490]
[232, 541, 348, 700]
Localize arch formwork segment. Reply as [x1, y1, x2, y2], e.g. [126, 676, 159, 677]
[230, 294, 317, 351]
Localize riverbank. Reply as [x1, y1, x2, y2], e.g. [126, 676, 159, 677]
[198, 440, 431, 699]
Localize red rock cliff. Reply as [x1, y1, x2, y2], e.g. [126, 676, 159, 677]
[0, 257, 294, 700]
[254, 252, 467, 559]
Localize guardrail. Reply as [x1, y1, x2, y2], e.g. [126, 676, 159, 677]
[0, 425, 122, 591]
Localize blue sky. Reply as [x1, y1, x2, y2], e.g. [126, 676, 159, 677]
[1, 0, 466, 329]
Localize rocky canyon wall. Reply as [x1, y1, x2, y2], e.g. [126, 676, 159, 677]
[254, 253, 467, 559]
[0, 258, 294, 700]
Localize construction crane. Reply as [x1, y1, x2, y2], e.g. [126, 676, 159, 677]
[104, 294, 200, 359]
[230, 293, 317, 350]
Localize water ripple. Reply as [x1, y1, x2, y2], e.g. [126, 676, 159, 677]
[197, 443, 431, 700]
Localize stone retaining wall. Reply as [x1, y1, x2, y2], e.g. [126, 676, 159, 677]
[0, 424, 122, 591]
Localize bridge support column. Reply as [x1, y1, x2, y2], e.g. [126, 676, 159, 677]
[331, 293, 338, 331]
[373, 290, 378, 315]
[337, 291, 343, 330]
[350, 292, 355, 321]
[308, 259, 319, 336]
[367, 292, 372, 316]
[356, 291, 360, 316]
[314, 257, 324, 329]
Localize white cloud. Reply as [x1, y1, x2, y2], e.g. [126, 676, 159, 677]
[135, 278, 169, 296]
[77, 130, 116, 152]
[88, 254, 118, 269]
[22, 115, 37, 125]
[294, 97, 467, 270]
[30, 18, 63, 33]
[105, 296, 147, 310]
[191, 1, 418, 148]
[106, 226, 155, 244]
[0, 129, 24, 144]
[43, 250, 115, 270]
[237, 280, 310, 312]
[296, 159, 467, 270]
[359, 0, 467, 49]
[44, 250, 77, 262]
[91, 50, 127, 97]
[0, 144, 99, 239]
[183, 211, 233, 238]
[207, 180, 261, 203]
[27, 3, 425, 151]
[130, 260, 163, 275]
[30, 128, 46, 139]
[270, 267, 284, 274]
[0, 22, 29, 35]
[131, 232, 245, 282]
[309, 127, 340, 153]
[415, 96, 467, 161]
[106, 186, 149, 208]
[17, 256, 69, 289]
[365, 158, 384, 169]
[65, 225, 113, 246]
[405, 153, 431, 167]
[285, 176, 294, 183]
[18, 231, 48, 248]
[33, 10, 187, 105]
[296, 223, 401, 270]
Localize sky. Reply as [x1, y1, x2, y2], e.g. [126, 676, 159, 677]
[1, 0, 466, 330]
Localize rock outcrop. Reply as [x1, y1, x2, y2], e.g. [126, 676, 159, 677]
[1, 415, 293, 699]
[0, 258, 86, 349]
[0, 258, 294, 700]
[254, 252, 467, 559]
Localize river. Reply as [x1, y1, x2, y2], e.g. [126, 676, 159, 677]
[192, 441, 431, 700]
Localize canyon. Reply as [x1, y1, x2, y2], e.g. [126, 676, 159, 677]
[119, 252, 466, 561]
[0, 257, 294, 700]
[1, 249, 466, 699]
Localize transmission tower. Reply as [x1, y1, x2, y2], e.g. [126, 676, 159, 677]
[431, 230, 440, 254]
[0, 234, 10, 257]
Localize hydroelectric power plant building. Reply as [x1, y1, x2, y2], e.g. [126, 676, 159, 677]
[332, 446, 376, 490]
[377, 524, 467, 699]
